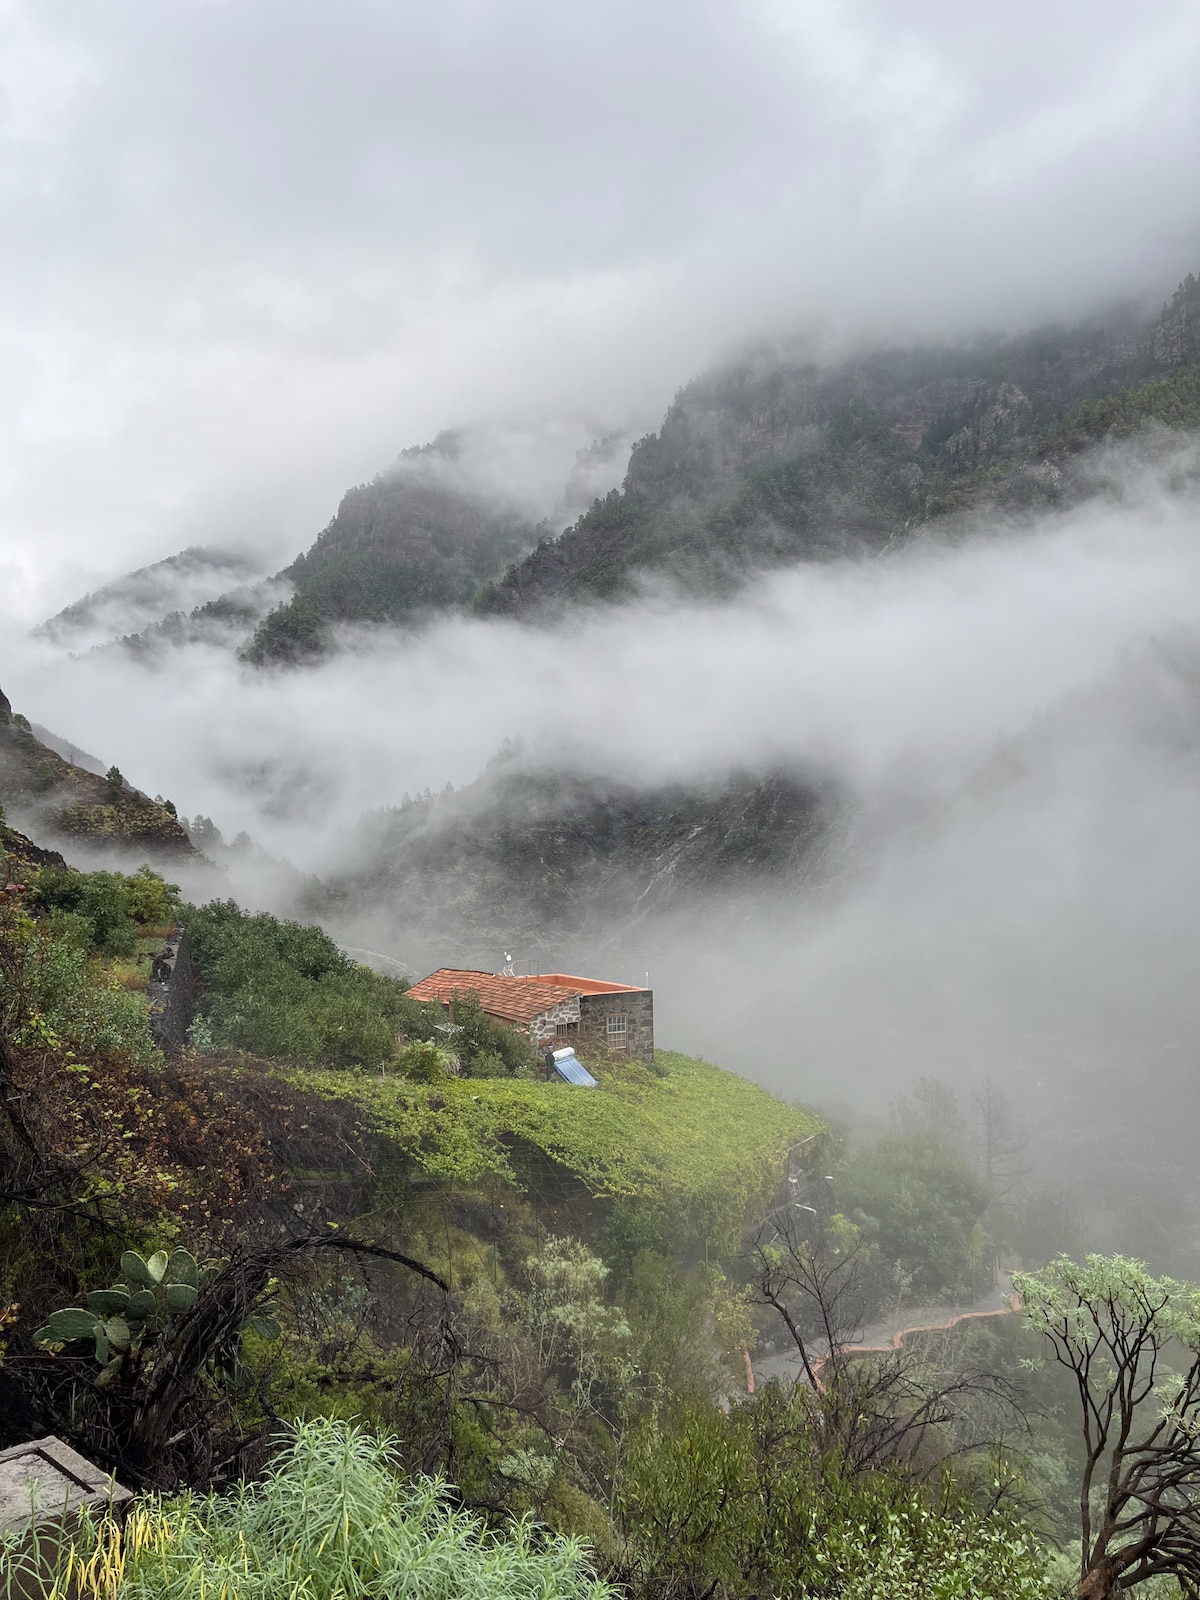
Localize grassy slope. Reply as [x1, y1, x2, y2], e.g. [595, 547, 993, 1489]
[285, 1050, 817, 1252]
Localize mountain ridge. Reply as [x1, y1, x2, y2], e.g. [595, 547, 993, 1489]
[37, 271, 1200, 666]
[477, 275, 1200, 617]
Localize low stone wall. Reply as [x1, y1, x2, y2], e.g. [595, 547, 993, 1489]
[148, 924, 196, 1056]
[0, 1435, 132, 1600]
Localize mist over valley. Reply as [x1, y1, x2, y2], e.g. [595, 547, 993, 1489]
[8, 291, 1200, 1274]
[4, 10, 1200, 1593]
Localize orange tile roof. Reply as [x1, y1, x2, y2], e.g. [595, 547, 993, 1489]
[406, 969, 581, 1026]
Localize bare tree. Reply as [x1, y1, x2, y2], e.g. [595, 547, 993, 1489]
[1016, 1255, 1200, 1600]
[974, 1079, 1030, 1204]
[891, 1075, 967, 1148]
[751, 1213, 1023, 1482]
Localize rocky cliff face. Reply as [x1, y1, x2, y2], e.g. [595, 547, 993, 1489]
[0, 690, 196, 860]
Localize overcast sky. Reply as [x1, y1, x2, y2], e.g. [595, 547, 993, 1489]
[2, 0, 1200, 617]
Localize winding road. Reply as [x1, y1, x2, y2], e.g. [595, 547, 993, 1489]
[749, 1271, 1019, 1391]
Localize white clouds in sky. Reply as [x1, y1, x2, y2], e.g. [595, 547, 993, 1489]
[1, 0, 1198, 611]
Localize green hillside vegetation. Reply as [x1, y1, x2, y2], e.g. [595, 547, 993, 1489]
[28, 862, 181, 957]
[9, 834, 1200, 1594]
[0, 863, 171, 1075]
[179, 902, 813, 1260]
[18, 1413, 1051, 1600]
[289, 1051, 815, 1261]
[182, 899, 444, 1069]
[182, 899, 537, 1075]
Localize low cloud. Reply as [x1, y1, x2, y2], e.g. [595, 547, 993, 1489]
[8, 437, 1200, 861]
[6, 437, 1200, 1257]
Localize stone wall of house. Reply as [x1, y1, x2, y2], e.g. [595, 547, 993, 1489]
[527, 993, 581, 1044]
[148, 924, 196, 1057]
[578, 990, 654, 1062]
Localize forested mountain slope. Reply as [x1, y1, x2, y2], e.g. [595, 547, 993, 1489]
[36, 545, 263, 648]
[45, 272, 1200, 665]
[241, 432, 543, 663]
[252, 269, 1200, 646]
[478, 274, 1200, 614]
[325, 759, 838, 969]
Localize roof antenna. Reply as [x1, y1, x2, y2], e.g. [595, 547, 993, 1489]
[502, 951, 515, 976]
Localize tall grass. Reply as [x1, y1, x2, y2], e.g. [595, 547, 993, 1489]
[17, 1418, 613, 1600]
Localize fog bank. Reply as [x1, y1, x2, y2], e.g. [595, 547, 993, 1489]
[6, 439, 1200, 869]
[6, 439, 1200, 1258]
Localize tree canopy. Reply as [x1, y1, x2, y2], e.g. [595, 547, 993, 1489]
[1016, 1254, 1200, 1600]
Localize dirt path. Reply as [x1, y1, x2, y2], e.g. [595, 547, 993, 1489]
[749, 1271, 1018, 1390]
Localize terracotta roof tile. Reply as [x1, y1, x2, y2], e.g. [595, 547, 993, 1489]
[406, 969, 581, 1026]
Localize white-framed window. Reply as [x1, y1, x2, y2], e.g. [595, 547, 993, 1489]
[606, 1013, 628, 1048]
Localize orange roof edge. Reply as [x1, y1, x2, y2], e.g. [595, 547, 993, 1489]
[529, 973, 648, 994]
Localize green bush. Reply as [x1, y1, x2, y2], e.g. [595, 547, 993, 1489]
[184, 901, 542, 1076]
[1, 901, 158, 1068]
[443, 988, 540, 1078]
[50, 1417, 615, 1600]
[396, 1039, 454, 1081]
[28, 864, 181, 955]
[183, 900, 444, 1069]
[616, 1391, 1049, 1599]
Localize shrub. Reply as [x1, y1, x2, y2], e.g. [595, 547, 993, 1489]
[839, 1131, 989, 1302]
[28, 865, 181, 955]
[396, 1040, 454, 1081]
[446, 988, 539, 1078]
[616, 1392, 1049, 1600]
[40, 1417, 615, 1600]
[1, 897, 158, 1069]
[183, 900, 444, 1069]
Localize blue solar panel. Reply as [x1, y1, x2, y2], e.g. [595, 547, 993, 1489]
[553, 1052, 597, 1087]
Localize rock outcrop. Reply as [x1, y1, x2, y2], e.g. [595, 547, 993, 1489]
[0, 694, 196, 859]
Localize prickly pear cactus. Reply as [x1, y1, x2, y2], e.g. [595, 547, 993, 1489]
[33, 1244, 272, 1386]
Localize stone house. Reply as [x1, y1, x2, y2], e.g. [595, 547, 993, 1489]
[405, 969, 654, 1063]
